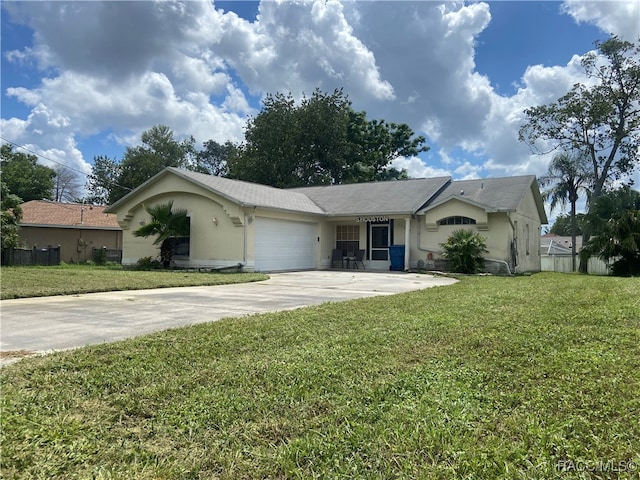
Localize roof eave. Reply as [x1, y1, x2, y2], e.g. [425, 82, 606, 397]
[104, 168, 174, 213]
[418, 195, 498, 214]
[251, 205, 326, 216]
[326, 210, 415, 218]
[19, 223, 122, 230]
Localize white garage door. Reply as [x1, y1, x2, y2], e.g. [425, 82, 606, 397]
[255, 218, 317, 271]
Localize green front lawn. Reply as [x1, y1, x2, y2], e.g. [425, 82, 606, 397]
[0, 264, 268, 299]
[2, 273, 639, 479]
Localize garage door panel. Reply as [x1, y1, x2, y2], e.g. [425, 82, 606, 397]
[255, 218, 317, 271]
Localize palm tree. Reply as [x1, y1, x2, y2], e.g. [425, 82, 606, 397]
[539, 151, 592, 272]
[134, 201, 190, 268]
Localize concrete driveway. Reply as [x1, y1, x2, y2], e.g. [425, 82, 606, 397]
[1, 271, 456, 364]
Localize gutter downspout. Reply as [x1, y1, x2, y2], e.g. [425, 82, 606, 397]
[243, 213, 248, 265]
[506, 211, 517, 274]
[485, 258, 512, 275]
[404, 217, 411, 270]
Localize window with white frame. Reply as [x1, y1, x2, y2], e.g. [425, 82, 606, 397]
[438, 216, 476, 225]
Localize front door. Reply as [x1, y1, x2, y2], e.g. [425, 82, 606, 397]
[370, 221, 390, 261]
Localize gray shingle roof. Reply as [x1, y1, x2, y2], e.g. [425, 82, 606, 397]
[107, 168, 546, 223]
[291, 177, 451, 215]
[170, 168, 326, 214]
[420, 175, 539, 213]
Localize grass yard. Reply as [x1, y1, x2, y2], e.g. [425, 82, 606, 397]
[0, 264, 268, 299]
[1, 273, 639, 479]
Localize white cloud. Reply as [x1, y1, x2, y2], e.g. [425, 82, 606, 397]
[1, 104, 91, 177]
[1, 0, 637, 202]
[453, 161, 484, 180]
[6, 87, 41, 106]
[563, 0, 640, 41]
[392, 156, 451, 180]
[341, 1, 493, 148]
[221, 0, 394, 101]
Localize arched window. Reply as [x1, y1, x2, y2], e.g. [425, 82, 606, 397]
[438, 216, 476, 226]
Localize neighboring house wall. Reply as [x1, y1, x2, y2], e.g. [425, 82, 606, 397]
[17, 201, 122, 264]
[19, 226, 121, 263]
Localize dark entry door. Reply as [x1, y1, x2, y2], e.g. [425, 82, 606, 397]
[370, 222, 389, 260]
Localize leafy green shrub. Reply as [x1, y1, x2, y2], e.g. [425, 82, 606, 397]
[440, 229, 488, 274]
[93, 248, 107, 265]
[610, 257, 640, 276]
[135, 256, 162, 271]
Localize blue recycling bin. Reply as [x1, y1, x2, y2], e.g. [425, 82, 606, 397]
[389, 245, 405, 271]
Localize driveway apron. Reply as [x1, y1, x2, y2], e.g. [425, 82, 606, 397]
[1, 271, 456, 363]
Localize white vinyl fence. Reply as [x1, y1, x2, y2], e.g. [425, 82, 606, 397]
[541, 255, 610, 275]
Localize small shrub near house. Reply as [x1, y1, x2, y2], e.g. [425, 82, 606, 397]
[134, 256, 163, 270]
[441, 229, 488, 274]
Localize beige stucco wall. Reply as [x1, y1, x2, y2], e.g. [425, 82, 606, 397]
[318, 220, 337, 268]
[113, 175, 247, 267]
[509, 188, 543, 272]
[112, 174, 328, 270]
[413, 191, 543, 273]
[19, 226, 122, 263]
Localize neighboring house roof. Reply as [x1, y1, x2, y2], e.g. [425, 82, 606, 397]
[290, 177, 451, 216]
[19, 200, 121, 230]
[419, 175, 548, 223]
[105, 168, 548, 223]
[540, 234, 583, 255]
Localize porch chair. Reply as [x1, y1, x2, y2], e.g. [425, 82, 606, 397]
[331, 248, 344, 268]
[353, 249, 366, 269]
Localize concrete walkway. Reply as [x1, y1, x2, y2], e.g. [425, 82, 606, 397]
[1, 271, 456, 364]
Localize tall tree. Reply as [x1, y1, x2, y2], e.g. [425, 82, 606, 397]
[228, 89, 428, 188]
[581, 187, 640, 276]
[109, 125, 195, 204]
[519, 36, 640, 199]
[538, 151, 592, 271]
[0, 144, 55, 202]
[189, 140, 238, 177]
[345, 112, 422, 182]
[519, 36, 640, 271]
[548, 213, 585, 236]
[134, 201, 190, 268]
[53, 165, 83, 202]
[84, 156, 121, 205]
[229, 92, 308, 187]
[1, 182, 23, 250]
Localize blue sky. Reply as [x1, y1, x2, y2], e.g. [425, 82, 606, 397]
[1, 0, 639, 218]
